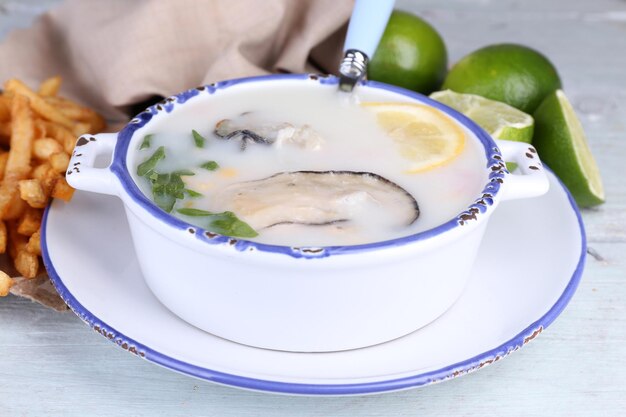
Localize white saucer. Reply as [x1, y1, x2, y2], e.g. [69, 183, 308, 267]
[42, 169, 585, 395]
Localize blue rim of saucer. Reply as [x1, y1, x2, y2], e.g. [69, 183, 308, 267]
[105, 73, 506, 259]
[42, 166, 586, 395]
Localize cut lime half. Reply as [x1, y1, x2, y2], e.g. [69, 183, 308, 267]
[533, 90, 604, 207]
[430, 90, 534, 143]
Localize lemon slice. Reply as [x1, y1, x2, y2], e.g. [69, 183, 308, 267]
[363, 102, 466, 173]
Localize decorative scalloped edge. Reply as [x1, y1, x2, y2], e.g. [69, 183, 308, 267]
[457, 147, 506, 226]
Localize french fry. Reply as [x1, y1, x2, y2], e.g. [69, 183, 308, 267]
[0, 122, 11, 142]
[40, 167, 62, 196]
[0, 152, 9, 181]
[7, 221, 26, 258]
[33, 120, 45, 139]
[18, 179, 48, 209]
[4, 79, 75, 132]
[35, 120, 76, 154]
[49, 152, 70, 173]
[31, 162, 52, 181]
[52, 177, 74, 202]
[25, 230, 41, 256]
[73, 122, 92, 136]
[0, 95, 35, 218]
[2, 192, 27, 220]
[0, 128, 10, 149]
[31, 163, 62, 201]
[0, 220, 6, 253]
[7, 219, 38, 278]
[33, 138, 64, 160]
[6, 94, 34, 176]
[0, 97, 10, 122]
[15, 249, 39, 278]
[44, 96, 106, 133]
[0, 179, 19, 220]
[1, 76, 105, 287]
[38, 76, 62, 97]
[6, 220, 37, 278]
[0, 270, 14, 296]
[63, 135, 77, 154]
[17, 207, 42, 236]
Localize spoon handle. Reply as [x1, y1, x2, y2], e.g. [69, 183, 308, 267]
[344, 0, 395, 59]
[339, 0, 395, 92]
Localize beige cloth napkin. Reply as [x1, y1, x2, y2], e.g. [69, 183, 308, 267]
[1, 0, 352, 122]
[0, 0, 353, 308]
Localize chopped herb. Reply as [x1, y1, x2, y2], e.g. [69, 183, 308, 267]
[135, 145, 246, 230]
[152, 172, 170, 185]
[137, 153, 188, 212]
[185, 189, 203, 198]
[150, 173, 182, 212]
[177, 208, 213, 216]
[153, 189, 176, 213]
[137, 146, 165, 177]
[200, 161, 219, 171]
[192, 129, 206, 148]
[173, 169, 195, 176]
[164, 173, 186, 199]
[177, 208, 258, 238]
[139, 134, 153, 150]
[208, 211, 258, 238]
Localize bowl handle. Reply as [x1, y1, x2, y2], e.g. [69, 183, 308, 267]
[66, 132, 119, 196]
[496, 139, 550, 201]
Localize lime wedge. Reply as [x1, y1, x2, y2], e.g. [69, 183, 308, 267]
[430, 90, 534, 143]
[533, 90, 604, 207]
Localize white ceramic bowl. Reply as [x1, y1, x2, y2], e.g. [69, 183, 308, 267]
[66, 74, 549, 352]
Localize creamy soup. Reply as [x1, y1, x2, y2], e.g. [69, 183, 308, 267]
[129, 81, 487, 246]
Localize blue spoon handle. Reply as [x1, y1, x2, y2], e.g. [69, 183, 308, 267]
[339, 0, 395, 92]
[343, 0, 395, 58]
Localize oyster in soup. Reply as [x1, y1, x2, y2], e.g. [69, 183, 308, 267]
[215, 112, 324, 151]
[213, 170, 419, 231]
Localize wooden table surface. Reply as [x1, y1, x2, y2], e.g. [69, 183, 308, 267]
[1, 0, 625, 415]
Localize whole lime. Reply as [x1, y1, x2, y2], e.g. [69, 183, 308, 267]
[368, 11, 447, 94]
[442, 44, 561, 113]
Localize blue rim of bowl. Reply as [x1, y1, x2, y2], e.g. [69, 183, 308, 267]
[109, 74, 506, 259]
[42, 166, 586, 395]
